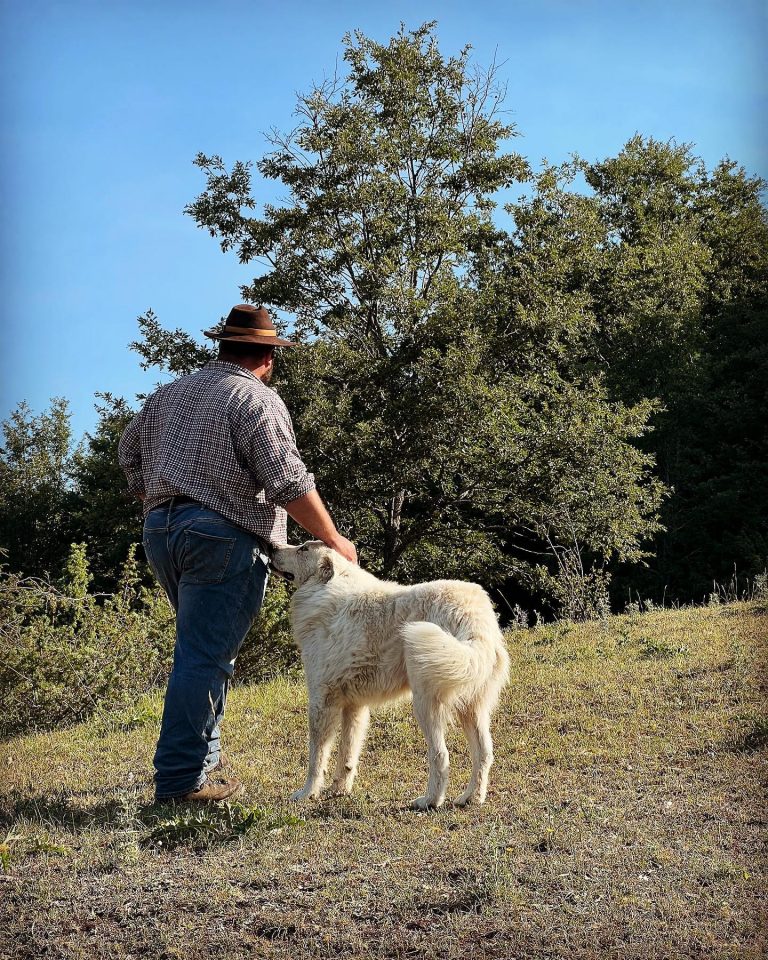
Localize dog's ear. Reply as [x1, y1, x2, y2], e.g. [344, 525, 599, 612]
[316, 553, 335, 583]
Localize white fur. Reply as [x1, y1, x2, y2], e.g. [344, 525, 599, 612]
[271, 541, 510, 809]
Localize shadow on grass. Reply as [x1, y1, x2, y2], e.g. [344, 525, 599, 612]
[2, 789, 305, 854]
[0, 793, 142, 832]
[297, 796, 369, 821]
[733, 717, 768, 753]
[686, 714, 768, 757]
[0, 787, 232, 833]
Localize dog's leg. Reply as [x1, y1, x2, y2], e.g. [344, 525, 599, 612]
[290, 696, 342, 801]
[455, 708, 494, 806]
[329, 704, 370, 795]
[411, 697, 450, 810]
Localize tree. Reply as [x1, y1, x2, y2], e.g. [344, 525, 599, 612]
[582, 141, 768, 599]
[70, 394, 145, 590]
[189, 23, 528, 342]
[490, 372, 664, 617]
[0, 398, 78, 578]
[184, 22, 533, 582]
[492, 137, 768, 602]
[136, 24, 666, 613]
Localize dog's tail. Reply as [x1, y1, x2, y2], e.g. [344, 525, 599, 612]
[402, 621, 509, 705]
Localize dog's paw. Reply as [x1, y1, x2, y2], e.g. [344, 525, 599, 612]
[411, 795, 441, 811]
[324, 782, 352, 798]
[456, 791, 488, 807]
[453, 791, 483, 807]
[289, 787, 317, 802]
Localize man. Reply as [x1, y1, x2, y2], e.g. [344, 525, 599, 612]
[118, 304, 356, 803]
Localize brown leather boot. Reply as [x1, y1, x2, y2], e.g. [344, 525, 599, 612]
[179, 776, 243, 802]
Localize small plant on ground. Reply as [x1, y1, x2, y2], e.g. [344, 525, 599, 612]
[637, 635, 688, 659]
[141, 802, 303, 850]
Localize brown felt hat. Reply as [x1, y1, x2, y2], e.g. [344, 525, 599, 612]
[204, 305, 296, 347]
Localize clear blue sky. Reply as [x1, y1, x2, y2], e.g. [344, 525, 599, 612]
[1, 0, 765, 441]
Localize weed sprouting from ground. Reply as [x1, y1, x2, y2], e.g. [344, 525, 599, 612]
[0, 827, 69, 873]
[731, 714, 768, 753]
[636, 635, 688, 659]
[141, 802, 303, 850]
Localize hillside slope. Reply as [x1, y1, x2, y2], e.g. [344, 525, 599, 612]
[1, 602, 766, 959]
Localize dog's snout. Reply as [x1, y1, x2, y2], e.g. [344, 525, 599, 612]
[267, 543, 287, 576]
[268, 558, 295, 582]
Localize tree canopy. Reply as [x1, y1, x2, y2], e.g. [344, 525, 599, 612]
[2, 23, 765, 616]
[180, 23, 668, 610]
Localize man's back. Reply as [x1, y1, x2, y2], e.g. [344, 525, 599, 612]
[118, 360, 315, 544]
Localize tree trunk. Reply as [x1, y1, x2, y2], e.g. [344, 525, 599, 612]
[382, 490, 406, 575]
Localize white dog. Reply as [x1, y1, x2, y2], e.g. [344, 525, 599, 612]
[270, 542, 510, 809]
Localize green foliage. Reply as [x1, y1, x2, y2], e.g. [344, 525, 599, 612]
[0, 399, 78, 579]
[3, 28, 764, 619]
[130, 307, 214, 375]
[235, 577, 299, 682]
[0, 536, 305, 734]
[277, 326, 518, 583]
[178, 22, 664, 607]
[0, 395, 146, 592]
[497, 136, 768, 601]
[490, 372, 665, 614]
[69, 394, 145, 590]
[0, 544, 175, 737]
[636, 635, 687, 660]
[188, 22, 528, 340]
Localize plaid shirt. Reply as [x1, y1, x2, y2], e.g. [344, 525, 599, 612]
[118, 361, 315, 545]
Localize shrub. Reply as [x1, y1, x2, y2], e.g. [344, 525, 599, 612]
[0, 544, 175, 737]
[532, 550, 612, 621]
[0, 544, 301, 736]
[235, 577, 300, 682]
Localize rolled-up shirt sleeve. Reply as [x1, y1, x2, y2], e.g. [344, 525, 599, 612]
[238, 394, 315, 507]
[117, 411, 146, 497]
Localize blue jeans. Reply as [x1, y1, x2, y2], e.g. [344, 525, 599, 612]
[142, 499, 269, 799]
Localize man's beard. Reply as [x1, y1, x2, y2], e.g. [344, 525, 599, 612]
[261, 367, 273, 384]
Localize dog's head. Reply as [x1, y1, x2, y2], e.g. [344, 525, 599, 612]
[269, 540, 340, 587]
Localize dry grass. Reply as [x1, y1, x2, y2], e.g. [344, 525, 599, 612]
[1, 602, 766, 959]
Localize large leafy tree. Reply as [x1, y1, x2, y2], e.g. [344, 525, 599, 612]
[190, 23, 528, 342]
[186, 22, 533, 582]
[136, 24, 666, 612]
[491, 137, 768, 601]
[579, 141, 768, 598]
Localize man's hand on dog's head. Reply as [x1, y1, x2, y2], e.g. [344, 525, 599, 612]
[325, 534, 357, 565]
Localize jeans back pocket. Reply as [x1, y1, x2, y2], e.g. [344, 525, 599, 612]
[183, 529, 236, 584]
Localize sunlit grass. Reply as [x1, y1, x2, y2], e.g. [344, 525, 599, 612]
[1, 601, 766, 959]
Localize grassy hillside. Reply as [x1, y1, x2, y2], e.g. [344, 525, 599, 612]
[1, 602, 766, 959]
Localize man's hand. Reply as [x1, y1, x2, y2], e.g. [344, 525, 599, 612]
[284, 490, 358, 565]
[325, 533, 357, 564]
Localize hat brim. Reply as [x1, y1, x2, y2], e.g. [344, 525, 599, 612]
[204, 328, 296, 347]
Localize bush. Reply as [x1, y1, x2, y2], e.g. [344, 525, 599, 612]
[0, 544, 301, 736]
[0, 544, 175, 737]
[235, 577, 300, 682]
